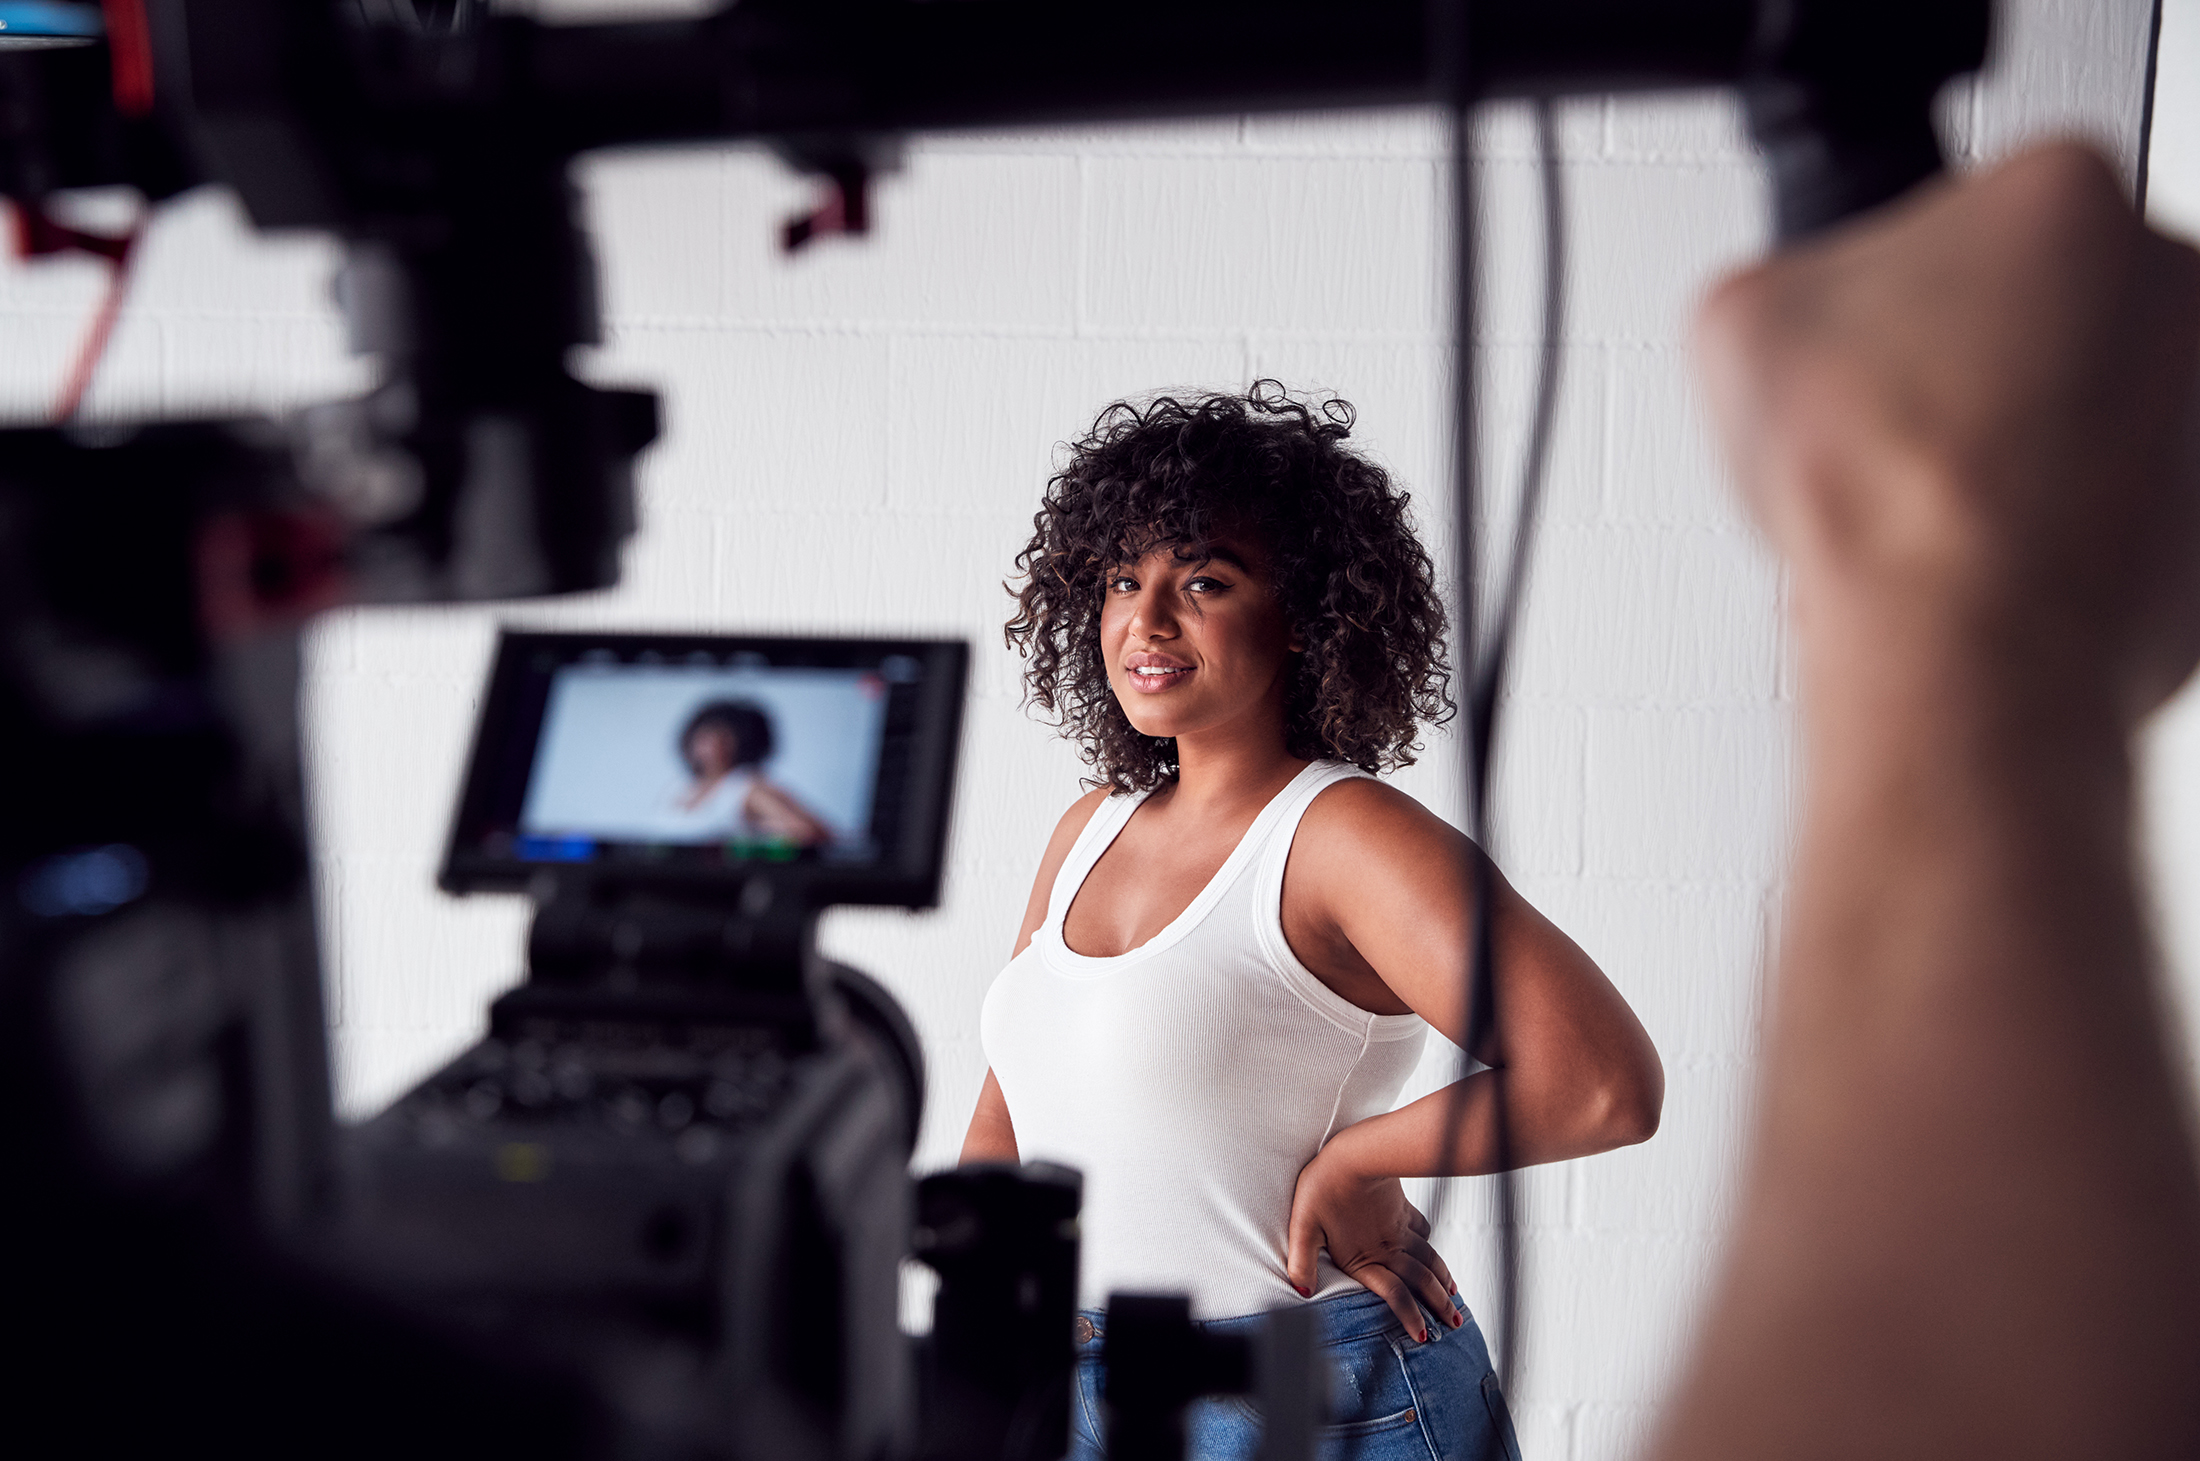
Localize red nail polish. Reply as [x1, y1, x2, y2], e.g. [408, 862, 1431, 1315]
[1294, 1285, 1311, 1298]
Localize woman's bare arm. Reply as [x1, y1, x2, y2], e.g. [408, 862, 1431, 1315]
[1280, 779, 1662, 1332]
[959, 1068, 1020, 1164]
[956, 787, 1110, 1167]
[1287, 779, 1664, 1178]
[743, 780, 835, 846]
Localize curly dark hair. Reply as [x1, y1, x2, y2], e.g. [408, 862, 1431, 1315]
[679, 699, 774, 773]
[1006, 381, 1453, 792]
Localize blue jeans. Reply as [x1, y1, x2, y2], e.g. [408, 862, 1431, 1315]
[1067, 1289, 1524, 1461]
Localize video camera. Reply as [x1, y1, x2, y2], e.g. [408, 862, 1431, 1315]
[0, 2, 1988, 1459]
[342, 630, 964, 1461]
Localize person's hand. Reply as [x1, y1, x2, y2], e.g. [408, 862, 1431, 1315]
[1697, 143, 2200, 725]
[1287, 1143, 1458, 1342]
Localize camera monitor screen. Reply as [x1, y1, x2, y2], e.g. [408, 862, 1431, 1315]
[441, 631, 966, 906]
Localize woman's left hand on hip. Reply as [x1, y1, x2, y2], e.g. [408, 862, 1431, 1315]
[1287, 1149, 1461, 1343]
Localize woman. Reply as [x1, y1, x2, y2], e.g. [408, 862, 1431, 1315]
[660, 699, 833, 848]
[965, 384, 1664, 1461]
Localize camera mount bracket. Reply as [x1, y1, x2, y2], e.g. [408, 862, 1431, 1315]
[491, 877, 825, 1052]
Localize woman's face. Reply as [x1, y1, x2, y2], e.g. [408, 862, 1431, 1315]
[1100, 533, 1301, 748]
[687, 723, 738, 778]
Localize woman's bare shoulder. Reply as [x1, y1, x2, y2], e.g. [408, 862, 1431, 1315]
[1011, 785, 1115, 956]
[1299, 776, 1470, 869]
[1286, 777, 1483, 962]
[1040, 785, 1112, 861]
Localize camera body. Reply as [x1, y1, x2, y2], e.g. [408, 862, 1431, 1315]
[341, 959, 918, 1460]
[334, 629, 965, 1458]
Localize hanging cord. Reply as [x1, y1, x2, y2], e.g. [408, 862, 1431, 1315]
[1428, 96, 1567, 1405]
[1486, 104, 1568, 700]
[50, 222, 143, 423]
[10, 200, 148, 424]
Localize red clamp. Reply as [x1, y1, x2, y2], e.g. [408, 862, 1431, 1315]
[8, 200, 145, 421]
[9, 201, 136, 264]
[782, 165, 872, 253]
[101, 0, 156, 117]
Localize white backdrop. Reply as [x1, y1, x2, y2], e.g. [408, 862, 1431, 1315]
[0, 4, 2163, 1457]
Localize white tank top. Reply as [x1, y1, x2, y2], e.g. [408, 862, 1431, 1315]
[980, 760, 1428, 1317]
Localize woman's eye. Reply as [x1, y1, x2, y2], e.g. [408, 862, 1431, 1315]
[1185, 576, 1224, 593]
[1108, 576, 1137, 593]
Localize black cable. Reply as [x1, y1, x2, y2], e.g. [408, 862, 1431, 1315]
[2138, 0, 2166, 212]
[1428, 94, 1567, 1408]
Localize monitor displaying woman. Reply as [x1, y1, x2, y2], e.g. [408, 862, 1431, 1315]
[662, 699, 833, 848]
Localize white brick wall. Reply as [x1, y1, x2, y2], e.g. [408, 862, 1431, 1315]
[0, 5, 2156, 1457]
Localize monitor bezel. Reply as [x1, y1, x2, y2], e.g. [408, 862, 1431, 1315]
[437, 629, 966, 908]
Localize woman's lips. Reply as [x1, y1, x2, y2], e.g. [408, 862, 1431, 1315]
[1126, 663, 1194, 693]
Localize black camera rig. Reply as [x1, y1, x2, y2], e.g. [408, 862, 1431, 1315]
[0, 3, 1988, 1459]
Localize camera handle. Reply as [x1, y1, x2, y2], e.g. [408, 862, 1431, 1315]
[914, 1163, 1085, 1461]
[1101, 1293, 1324, 1461]
[1740, 0, 1992, 240]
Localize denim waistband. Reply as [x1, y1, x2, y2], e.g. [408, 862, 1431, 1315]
[1074, 1287, 1458, 1354]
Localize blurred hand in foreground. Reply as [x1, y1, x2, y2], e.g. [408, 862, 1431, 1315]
[1656, 144, 2200, 1461]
